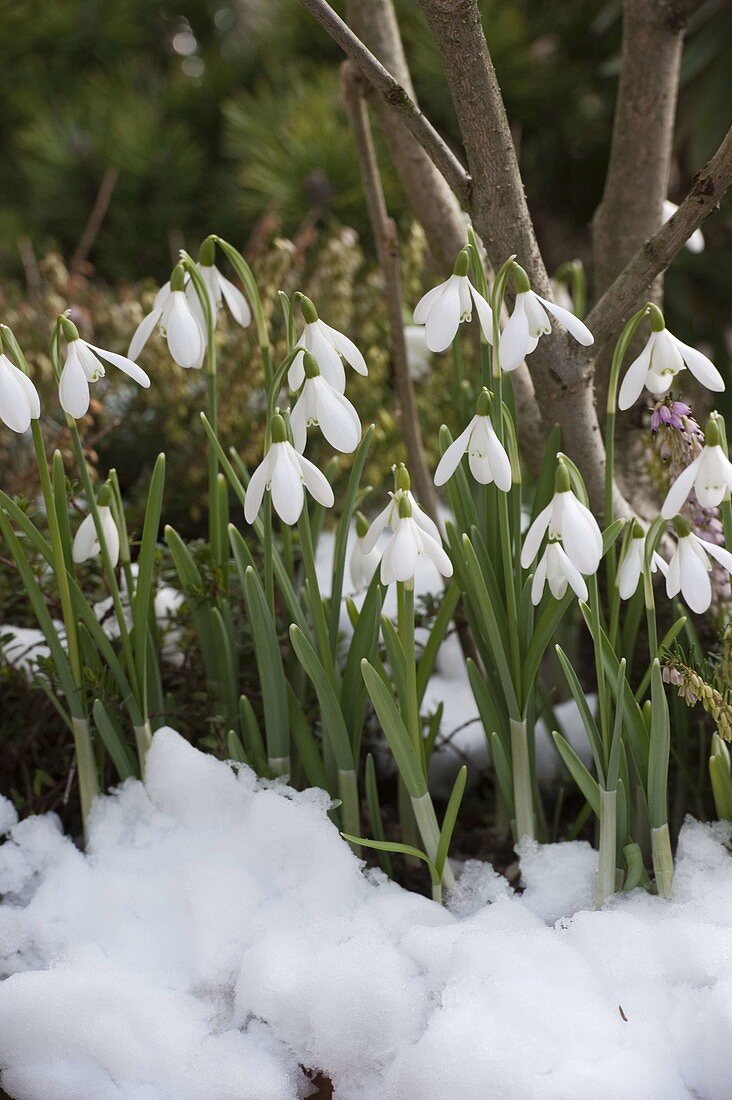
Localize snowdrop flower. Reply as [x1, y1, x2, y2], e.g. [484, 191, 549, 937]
[499, 263, 593, 373]
[0, 341, 40, 433]
[58, 317, 150, 420]
[520, 461, 604, 577]
[616, 522, 668, 600]
[379, 495, 453, 586]
[435, 389, 511, 490]
[128, 264, 205, 370]
[290, 351, 361, 454]
[72, 506, 120, 568]
[288, 295, 367, 393]
[362, 464, 440, 555]
[350, 512, 381, 593]
[191, 238, 251, 327]
[412, 249, 493, 354]
[244, 413, 334, 526]
[663, 200, 704, 254]
[666, 515, 732, 614]
[662, 416, 732, 517]
[531, 540, 588, 604]
[618, 306, 724, 410]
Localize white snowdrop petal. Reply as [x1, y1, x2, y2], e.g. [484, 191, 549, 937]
[673, 336, 725, 392]
[166, 293, 205, 369]
[556, 543, 588, 601]
[243, 451, 273, 524]
[484, 421, 512, 492]
[413, 281, 448, 326]
[661, 455, 701, 519]
[0, 360, 33, 433]
[76, 342, 105, 382]
[422, 531, 454, 578]
[271, 447, 305, 525]
[362, 501, 392, 555]
[316, 381, 361, 453]
[298, 452, 335, 510]
[679, 538, 712, 614]
[87, 343, 150, 388]
[72, 513, 99, 563]
[535, 295, 594, 346]
[617, 543, 642, 600]
[699, 538, 732, 575]
[290, 396, 308, 454]
[9, 363, 41, 420]
[318, 321, 368, 377]
[128, 306, 162, 360]
[217, 273, 251, 327]
[618, 339, 653, 411]
[411, 498, 440, 545]
[434, 420, 474, 486]
[652, 551, 669, 578]
[308, 325, 346, 392]
[521, 502, 553, 568]
[531, 552, 548, 605]
[424, 276, 462, 354]
[468, 285, 494, 345]
[498, 297, 531, 372]
[666, 550, 681, 599]
[390, 520, 419, 583]
[59, 346, 91, 419]
[288, 346, 306, 391]
[100, 507, 120, 568]
[523, 292, 551, 338]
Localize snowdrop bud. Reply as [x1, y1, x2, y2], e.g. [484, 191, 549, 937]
[617, 521, 646, 600]
[72, 502, 120, 568]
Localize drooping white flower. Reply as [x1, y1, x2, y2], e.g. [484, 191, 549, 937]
[0, 348, 40, 433]
[616, 523, 668, 600]
[350, 512, 381, 593]
[362, 465, 440, 555]
[192, 239, 251, 327]
[412, 249, 493, 354]
[72, 506, 120, 568]
[531, 540, 588, 605]
[434, 389, 511, 490]
[661, 416, 732, 517]
[244, 413, 334, 526]
[290, 351, 361, 454]
[663, 200, 704, 254]
[618, 308, 724, 411]
[58, 318, 150, 420]
[128, 265, 205, 370]
[499, 263, 593, 373]
[379, 495, 453, 586]
[287, 295, 367, 393]
[666, 517, 732, 614]
[520, 462, 603, 577]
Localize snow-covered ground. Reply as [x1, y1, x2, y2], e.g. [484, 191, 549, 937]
[1, 728, 731, 1100]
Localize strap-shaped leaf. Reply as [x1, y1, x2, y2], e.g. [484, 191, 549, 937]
[361, 659, 426, 798]
[328, 425, 375, 646]
[435, 765, 467, 877]
[340, 833, 439, 886]
[239, 695, 268, 774]
[490, 731, 515, 815]
[551, 729, 600, 818]
[647, 659, 670, 830]
[132, 453, 165, 706]
[380, 614, 408, 710]
[555, 644, 605, 782]
[341, 571, 384, 744]
[92, 699, 137, 781]
[417, 582, 460, 704]
[291, 625, 354, 773]
[365, 753, 393, 876]
[287, 683, 329, 792]
[243, 567, 290, 766]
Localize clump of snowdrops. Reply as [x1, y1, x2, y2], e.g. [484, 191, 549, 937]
[1, 228, 730, 907]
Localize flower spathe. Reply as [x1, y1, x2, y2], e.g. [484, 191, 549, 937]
[72, 506, 120, 569]
[244, 415, 334, 526]
[661, 417, 732, 517]
[499, 264, 593, 373]
[379, 496, 453, 586]
[128, 266, 205, 370]
[531, 540, 587, 605]
[0, 351, 40, 433]
[618, 310, 724, 411]
[520, 464, 603, 577]
[290, 352, 361, 454]
[288, 296, 367, 394]
[58, 319, 150, 420]
[666, 517, 732, 614]
[434, 390, 511, 490]
[412, 249, 494, 354]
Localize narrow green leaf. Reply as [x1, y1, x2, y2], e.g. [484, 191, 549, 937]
[340, 834, 439, 885]
[361, 659, 426, 797]
[328, 425, 375, 646]
[551, 729, 601, 818]
[244, 567, 290, 765]
[417, 582, 460, 704]
[647, 659, 670, 830]
[92, 699, 137, 781]
[365, 753, 393, 876]
[132, 453, 165, 706]
[287, 683, 329, 791]
[555, 644, 605, 782]
[490, 731, 515, 815]
[290, 625, 354, 772]
[435, 765, 467, 877]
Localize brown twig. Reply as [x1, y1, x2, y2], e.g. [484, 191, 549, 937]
[298, 0, 471, 206]
[68, 166, 119, 282]
[340, 62, 440, 523]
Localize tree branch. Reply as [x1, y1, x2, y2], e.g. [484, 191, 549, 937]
[585, 125, 732, 352]
[297, 0, 471, 205]
[340, 62, 440, 522]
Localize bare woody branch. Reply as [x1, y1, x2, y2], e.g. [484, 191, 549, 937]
[340, 62, 440, 522]
[297, 0, 471, 205]
[586, 125, 732, 352]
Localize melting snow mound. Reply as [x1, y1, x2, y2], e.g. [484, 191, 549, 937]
[1, 728, 731, 1100]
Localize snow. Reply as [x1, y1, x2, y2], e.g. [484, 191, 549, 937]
[1, 729, 732, 1100]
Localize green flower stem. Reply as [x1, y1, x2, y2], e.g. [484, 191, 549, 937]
[133, 720, 153, 762]
[68, 422, 139, 702]
[596, 786, 617, 907]
[651, 823, 673, 898]
[298, 501, 336, 682]
[411, 790, 455, 898]
[72, 716, 100, 841]
[588, 576, 610, 762]
[643, 519, 665, 663]
[510, 717, 534, 842]
[397, 581, 424, 771]
[338, 768, 361, 849]
[263, 493, 274, 612]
